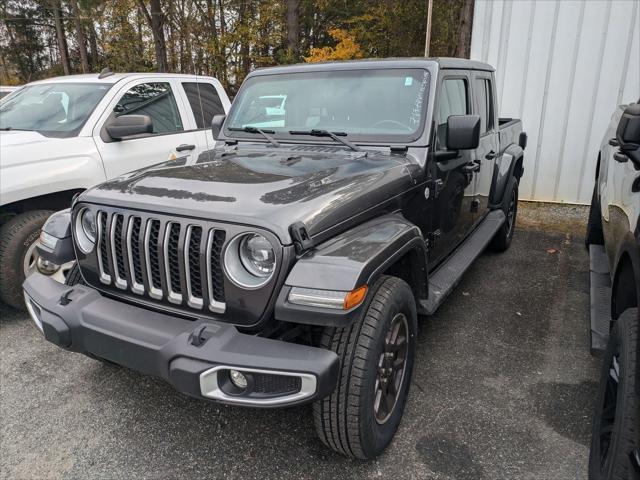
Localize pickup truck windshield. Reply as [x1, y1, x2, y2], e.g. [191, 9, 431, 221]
[226, 68, 431, 144]
[0, 83, 111, 138]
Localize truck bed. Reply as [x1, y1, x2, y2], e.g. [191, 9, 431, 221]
[498, 117, 524, 151]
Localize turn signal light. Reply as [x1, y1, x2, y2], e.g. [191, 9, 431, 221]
[344, 285, 368, 310]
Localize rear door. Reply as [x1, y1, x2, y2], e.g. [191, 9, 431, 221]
[471, 72, 499, 221]
[178, 79, 230, 161]
[94, 78, 201, 178]
[429, 72, 476, 265]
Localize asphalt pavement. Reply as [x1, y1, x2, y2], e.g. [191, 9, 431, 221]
[0, 202, 600, 479]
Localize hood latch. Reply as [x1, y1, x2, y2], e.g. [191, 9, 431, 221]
[289, 221, 314, 255]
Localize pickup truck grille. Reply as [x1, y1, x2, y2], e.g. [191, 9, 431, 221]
[95, 210, 226, 313]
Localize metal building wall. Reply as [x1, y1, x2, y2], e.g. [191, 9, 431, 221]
[470, 0, 639, 204]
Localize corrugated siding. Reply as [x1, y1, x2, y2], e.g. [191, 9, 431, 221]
[471, 0, 639, 204]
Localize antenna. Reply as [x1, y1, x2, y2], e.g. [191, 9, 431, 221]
[98, 67, 114, 79]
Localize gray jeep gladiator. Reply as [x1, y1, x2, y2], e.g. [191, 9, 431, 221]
[24, 58, 525, 459]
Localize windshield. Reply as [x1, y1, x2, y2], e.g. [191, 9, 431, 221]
[226, 68, 431, 143]
[0, 83, 111, 138]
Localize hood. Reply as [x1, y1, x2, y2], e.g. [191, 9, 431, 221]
[0, 130, 67, 168]
[81, 146, 420, 244]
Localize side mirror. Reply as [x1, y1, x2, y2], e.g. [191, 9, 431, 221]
[616, 103, 640, 152]
[211, 114, 226, 139]
[446, 115, 481, 150]
[106, 114, 152, 140]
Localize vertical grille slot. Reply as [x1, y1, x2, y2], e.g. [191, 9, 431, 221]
[164, 222, 182, 304]
[97, 211, 111, 284]
[145, 219, 163, 299]
[184, 225, 203, 309]
[127, 216, 144, 294]
[111, 214, 127, 289]
[206, 229, 226, 313]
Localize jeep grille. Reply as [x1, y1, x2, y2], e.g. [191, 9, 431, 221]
[95, 210, 226, 313]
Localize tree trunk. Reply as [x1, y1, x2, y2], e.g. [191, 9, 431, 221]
[88, 23, 99, 68]
[217, 0, 227, 84]
[138, 0, 169, 72]
[52, 0, 71, 75]
[287, 0, 300, 60]
[71, 1, 90, 73]
[455, 0, 474, 58]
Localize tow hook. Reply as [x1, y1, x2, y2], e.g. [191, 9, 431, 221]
[189, 325, 220, 347]
[59, 288, 74, 306]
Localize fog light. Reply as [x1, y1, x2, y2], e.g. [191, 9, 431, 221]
[229, 369, 248, 389]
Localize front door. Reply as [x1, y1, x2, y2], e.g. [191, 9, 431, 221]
[471, 73, 499, 221]
[95, 79, 200, 178]
[429, 74, 476, 266]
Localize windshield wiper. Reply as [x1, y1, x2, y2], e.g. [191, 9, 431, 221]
[228, 126, 280, 147]
[0, 127, 34, 132]
[288, 129, 362, 152]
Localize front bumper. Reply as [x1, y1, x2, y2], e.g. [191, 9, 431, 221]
[23, 273, 339, 407]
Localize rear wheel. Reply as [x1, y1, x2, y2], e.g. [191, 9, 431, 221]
[589, 308, 638, 480]
[0, 210, 53, 309]
[313, 276, 417, 459]
[489, 182, 518, 252]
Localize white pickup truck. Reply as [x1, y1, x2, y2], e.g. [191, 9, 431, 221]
[0, 71, 230, 309]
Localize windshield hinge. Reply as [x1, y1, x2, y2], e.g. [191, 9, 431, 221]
[289, 221, 314, 255]
[390, 145, 408, 154]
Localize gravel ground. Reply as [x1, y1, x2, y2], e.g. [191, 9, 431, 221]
[0, 202, 600, 480]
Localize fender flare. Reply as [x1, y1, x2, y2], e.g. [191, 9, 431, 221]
[490, 144, 523, 208]
[274, 214, 427, 326]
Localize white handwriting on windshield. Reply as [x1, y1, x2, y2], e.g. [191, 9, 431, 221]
[409, 71, 430, 127]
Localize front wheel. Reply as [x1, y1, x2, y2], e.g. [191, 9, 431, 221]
[0, 210, 53, 309]
[589, 308, 638, 480]
[313, 276, 417, 459]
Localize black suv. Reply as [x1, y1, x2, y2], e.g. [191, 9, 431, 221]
[587, 100, 640, 480]
[24, 59, 525, 459]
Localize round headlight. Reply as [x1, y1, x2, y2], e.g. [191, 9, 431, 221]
[81, 209, 96, 243]
[239, 234, 275, 278]
[224, 232, 276, 289]
[75, 208, 96, 254]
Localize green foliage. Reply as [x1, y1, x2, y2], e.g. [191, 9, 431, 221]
[0, 0, 473, 87]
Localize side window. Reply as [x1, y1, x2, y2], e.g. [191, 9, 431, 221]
[436, 78, 468, 147]
[474, 78, 494, 133]
[114, 82, 183, 134]
[182, 82, 225, 129]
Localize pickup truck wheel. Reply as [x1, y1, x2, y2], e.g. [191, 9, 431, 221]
[589, 308, 637, 480]
[586, 185, 605, 248]
[0, 210, 53, 310]
[313, 275, 417, 459]
[489, 182, 518, 252]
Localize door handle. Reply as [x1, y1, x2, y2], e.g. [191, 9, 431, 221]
[463, 160, 481, 173]
[485, 150, 497, 160]
[176, 144, 196, 152]
[608, 138, 619, 147]
[613, 151, 628, 163]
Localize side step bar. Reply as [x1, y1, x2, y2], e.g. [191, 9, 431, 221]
[420, 209, 505, 315]
[589, 244, 612, 355]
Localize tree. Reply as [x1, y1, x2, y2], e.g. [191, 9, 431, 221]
[51, 0, 70, 74]
[137, 0, 168, 72]
[305, 28, 363, 63]
[287, 0, 300, 60]
[71, 0, 90, 72]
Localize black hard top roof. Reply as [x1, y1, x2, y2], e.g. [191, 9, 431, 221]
[249, 57, 495, 77]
